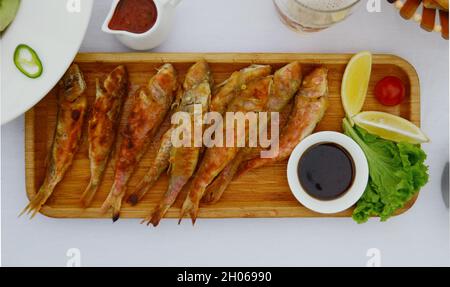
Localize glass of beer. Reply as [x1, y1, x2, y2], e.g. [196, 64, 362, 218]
[273, 0, 361, 32]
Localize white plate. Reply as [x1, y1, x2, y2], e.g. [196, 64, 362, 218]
[1, 0, 93, 124]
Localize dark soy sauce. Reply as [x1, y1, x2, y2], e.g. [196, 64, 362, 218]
[297, 143, 355, 201]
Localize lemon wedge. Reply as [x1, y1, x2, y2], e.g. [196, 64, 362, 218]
[353, 111, 429, 144]
[341, 51, 372, 121]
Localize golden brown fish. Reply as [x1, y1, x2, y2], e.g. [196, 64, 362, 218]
[237, 67, 329, 177]
[127, 61, 212, 206]
[210, 64, 271, 113]
[81, 65, 128, 207]
[125, 87, 185, 206]
[145, 61, 212, 226]
[202, 62, 303, 204]
[179, 76, 273, 224]
[127, 128, 173, 205]
[101, 64, 178, 221]
[21, 64, 88, 218]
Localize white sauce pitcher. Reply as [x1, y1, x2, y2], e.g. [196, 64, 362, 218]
[102, 0, 182, 50]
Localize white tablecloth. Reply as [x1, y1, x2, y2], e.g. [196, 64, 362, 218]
[2, 0, 449, 266]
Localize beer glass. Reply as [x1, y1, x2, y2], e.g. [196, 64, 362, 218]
[273, 0, 361, 32]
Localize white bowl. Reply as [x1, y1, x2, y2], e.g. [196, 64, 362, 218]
[287, 131, 369, 214]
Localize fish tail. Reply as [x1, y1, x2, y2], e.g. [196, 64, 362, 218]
[127, 164, 165, 206]
[101, 183, 124, 222]
[111, 198, 122, 223]
[202, 162, 238, 204]
[178, 198, 193, 225]
[80, 180, 100, 208]
[202, 169, 237, 204]
[20, 183, 54, 219]
[147, 204, 170, 227]
[179, 184, 203, 225]
[202, 177, 225, 204]
[128, 137, 172, 206]
[127, 193, 140, 207]
[148, 176, 188, 226]
[127, 178, 153, 206]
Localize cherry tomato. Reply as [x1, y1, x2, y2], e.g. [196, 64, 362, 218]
[374, 76, 406, 106]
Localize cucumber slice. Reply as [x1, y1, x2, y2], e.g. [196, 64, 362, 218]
[14, 44, 43, 78]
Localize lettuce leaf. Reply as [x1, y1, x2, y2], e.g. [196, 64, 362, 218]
[343, 118, 429, 223]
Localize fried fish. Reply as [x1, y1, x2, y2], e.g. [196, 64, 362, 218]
[179, 76, 273, 224]
[81, 65, 128, 207]
[21, 64, 88, 218]
[202, 61, 303, 204]
[101, 64, 178, 221]
[146, 61, 213, 226]
[237, 67, 329, 177]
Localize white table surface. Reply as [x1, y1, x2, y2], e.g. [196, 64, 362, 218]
[1, 0, 449, 267]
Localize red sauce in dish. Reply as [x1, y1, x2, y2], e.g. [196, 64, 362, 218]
[108, 0, 158, 34]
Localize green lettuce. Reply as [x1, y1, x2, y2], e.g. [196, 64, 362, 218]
[343, 118, 429, 223]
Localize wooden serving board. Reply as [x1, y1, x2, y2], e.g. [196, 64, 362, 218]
[25, 53, 420, 219]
